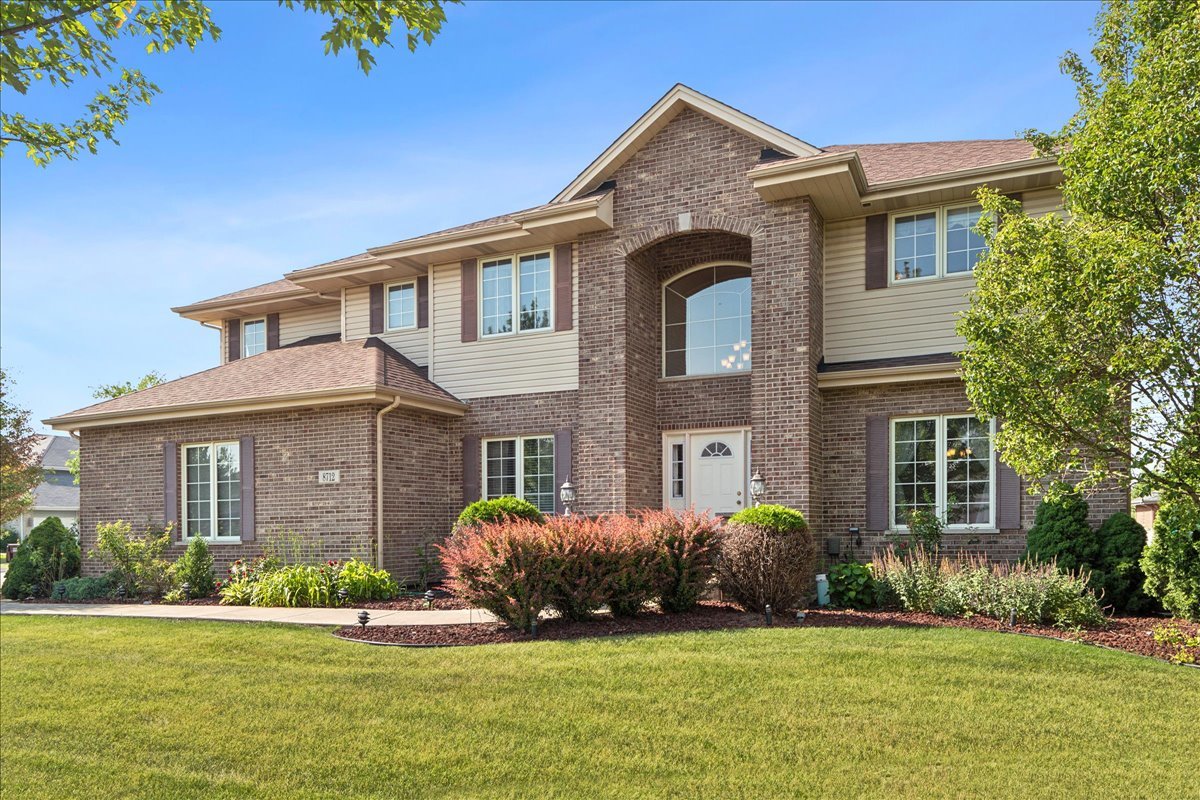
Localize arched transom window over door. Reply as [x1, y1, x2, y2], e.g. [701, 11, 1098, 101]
[663, 264, 751, 378]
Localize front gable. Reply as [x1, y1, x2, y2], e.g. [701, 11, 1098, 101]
[555, 84, 819, 203]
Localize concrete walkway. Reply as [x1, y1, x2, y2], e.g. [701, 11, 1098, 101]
[0, 599, 494, 627]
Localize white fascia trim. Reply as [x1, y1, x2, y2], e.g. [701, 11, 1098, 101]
[553, 84, 820, 202]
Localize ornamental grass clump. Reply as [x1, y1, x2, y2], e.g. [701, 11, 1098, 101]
[716, 505, 816, 613]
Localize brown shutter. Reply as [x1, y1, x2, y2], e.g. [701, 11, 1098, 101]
[460, 259, 478, 342]
[865, 213, 888, 290]
[266, 313, 280, 350]
[240, 435, 255, 541]
[462, 434, 480, 506]
[553, 428, 572, 514]
[163, 441, 178, 529]
[417, 275, 429, 329]
[995, 422, 1021, 529]
[369, 283, 384, 334]
[226, 321, 240, 362]
[865, 415, 889, 531]
[553, 243, 573, 332]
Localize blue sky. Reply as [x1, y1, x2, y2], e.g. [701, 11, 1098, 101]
[0, 0, 1099, 431]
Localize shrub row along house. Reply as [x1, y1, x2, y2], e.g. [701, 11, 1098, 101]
[47, 85, 1126, 581]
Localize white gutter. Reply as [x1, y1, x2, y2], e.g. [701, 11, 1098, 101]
[375, 395, 403, 569]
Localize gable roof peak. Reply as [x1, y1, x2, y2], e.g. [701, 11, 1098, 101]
[553, 84, 820, 203]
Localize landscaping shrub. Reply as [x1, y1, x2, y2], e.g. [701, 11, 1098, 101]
[1095, 511, 1153, 613]
[439, 518, 559, 631]
[1025, 490, 1099, 574]
[0, 529, 18, 548]
[1141, 501, 1200, 621]
[171, 535, 216, 598]
[602, 515, 659, 617]
[337, 558, 398, 602]
[828, 561, 879, 609]
[716, 504, 815, 612]
[50, 573, 115, 602]
[1, 517, 81, 599]
[218, 557, 278, 605]
[91, 521, 173, 599]
[251, 562, 340, 608]
[873, 548, 1105, 628]
[456, 497, 545, 528]
[903, 507, 945, 553]
[641, 509, 721, 613]
[542, 515, 615, 621]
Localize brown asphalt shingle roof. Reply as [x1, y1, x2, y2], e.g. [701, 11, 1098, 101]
[819, 139, 1038, 185]
[49, 337, 462, 423]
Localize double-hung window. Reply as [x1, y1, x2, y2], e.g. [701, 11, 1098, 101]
[386, 281, 416, 330]
[242, 319, 266, 357]
[483, 435, 555, 513]
[183, 442, 241, 540]
[891, 415, 994, 529]
[480, 251, 552, 337]
[891, 203, 989, 283]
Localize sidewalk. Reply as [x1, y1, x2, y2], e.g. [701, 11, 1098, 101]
[0, 599, 495, 627]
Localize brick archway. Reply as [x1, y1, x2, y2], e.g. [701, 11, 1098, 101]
[618, 212, 762, 258]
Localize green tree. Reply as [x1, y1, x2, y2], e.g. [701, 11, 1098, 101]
[1, 369, 44, 526]
[1, 0, 457, 165]
[957, 0, 1199, 506]
[66, 371, 166, 484]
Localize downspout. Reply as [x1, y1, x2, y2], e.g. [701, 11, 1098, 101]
[376, 395, 402, 569]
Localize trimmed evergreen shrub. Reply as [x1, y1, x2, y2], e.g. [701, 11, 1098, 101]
[1025, 490, 1099, 574]
[1142, 501, 1200, 621]
[1095, 511, 1152, 613]
[456, 497, 545, 528]
[171, 536, 216, 598]
[50, 573, 115, 601]
[716, 504, 816, 612]
[1, 517, 81, 599]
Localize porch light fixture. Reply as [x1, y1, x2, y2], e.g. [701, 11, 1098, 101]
[749, 471, 766, 506]
[559, 479, 576, 515]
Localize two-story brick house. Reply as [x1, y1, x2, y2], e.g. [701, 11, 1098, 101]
[47, 85, 1126, 581]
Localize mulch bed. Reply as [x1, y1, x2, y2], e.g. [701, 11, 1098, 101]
[335, 603, 1200, 664]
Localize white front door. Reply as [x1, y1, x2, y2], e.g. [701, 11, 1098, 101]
[689, 433, 745, 515]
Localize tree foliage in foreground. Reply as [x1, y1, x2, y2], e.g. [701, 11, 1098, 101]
[1, 0, 456, 165]
[1, 369, 44, 525]
[958, 0, 1199, 506]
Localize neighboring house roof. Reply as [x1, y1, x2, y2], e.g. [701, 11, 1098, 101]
[32, 481, 79, 511]
[46, 337, 465, 429]
[38, 435, 78, 471]
[819, 140, 1038, 186]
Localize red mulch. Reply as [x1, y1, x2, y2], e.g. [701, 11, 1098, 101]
[335, 603, 1200, 664]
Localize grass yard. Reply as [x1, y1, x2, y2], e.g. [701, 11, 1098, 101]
[1, 616, 1196, 799]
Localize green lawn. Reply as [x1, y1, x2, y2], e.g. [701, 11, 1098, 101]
[1, 616, 1195, 799]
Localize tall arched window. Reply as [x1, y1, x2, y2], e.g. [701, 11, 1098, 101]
[663, 264, 751, 377]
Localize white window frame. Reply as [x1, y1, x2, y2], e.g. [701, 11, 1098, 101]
[888, 414, 997, 531]
[481, 434, 556, 513]
[888, 203, 989, 285]
[385, 279, 418, 332]
[242, 318, 266, 357]
[180, 441, 242, 543]
[479, 249, 555, 339]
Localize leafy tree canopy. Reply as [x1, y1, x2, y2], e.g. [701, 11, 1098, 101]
[92, 370, 165, 400]
[959, 0, 1199, 505]
[0, 369, 44, 525]
[1, 0, 456, 165]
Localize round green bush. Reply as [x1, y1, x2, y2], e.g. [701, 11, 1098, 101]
[1025, 490, 1098, 574]
[727, 504, 808, 534]
[1096, 511, 1152, 613]
[456, 497, 545, 528]
[1142, 501, 1200, 621]
[1, 517, 81, 599]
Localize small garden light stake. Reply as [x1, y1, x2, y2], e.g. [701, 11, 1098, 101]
[181, 582, 191, 600]
[764, 604, 773, 626]
[337, 587, 349, 605]
[357, 610, 370, 629]
[424, 589, 435, 609]
[1010, 609, 1017, 627]
[530, 619, 538, 638]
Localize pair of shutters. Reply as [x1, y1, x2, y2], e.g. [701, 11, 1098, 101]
[368, 277, 430, 335]
[863, 415, 1021, 531]
[226, 314, 280, 362]
[162, 437, 255, 541]
[460, 242, 574, 343]
[863, 193, 1024, 290]
[462, 428, 573, 515]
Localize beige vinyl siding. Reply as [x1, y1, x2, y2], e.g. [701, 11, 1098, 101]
[344, 284, 429, 366]
[278, 304, 341, 346]
[823, 189, 1063, 364]
[430, 248, 579, 399]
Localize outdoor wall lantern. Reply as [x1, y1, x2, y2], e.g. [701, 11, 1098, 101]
[559, 479, 576, 515]
[749, 471, 766, 506]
